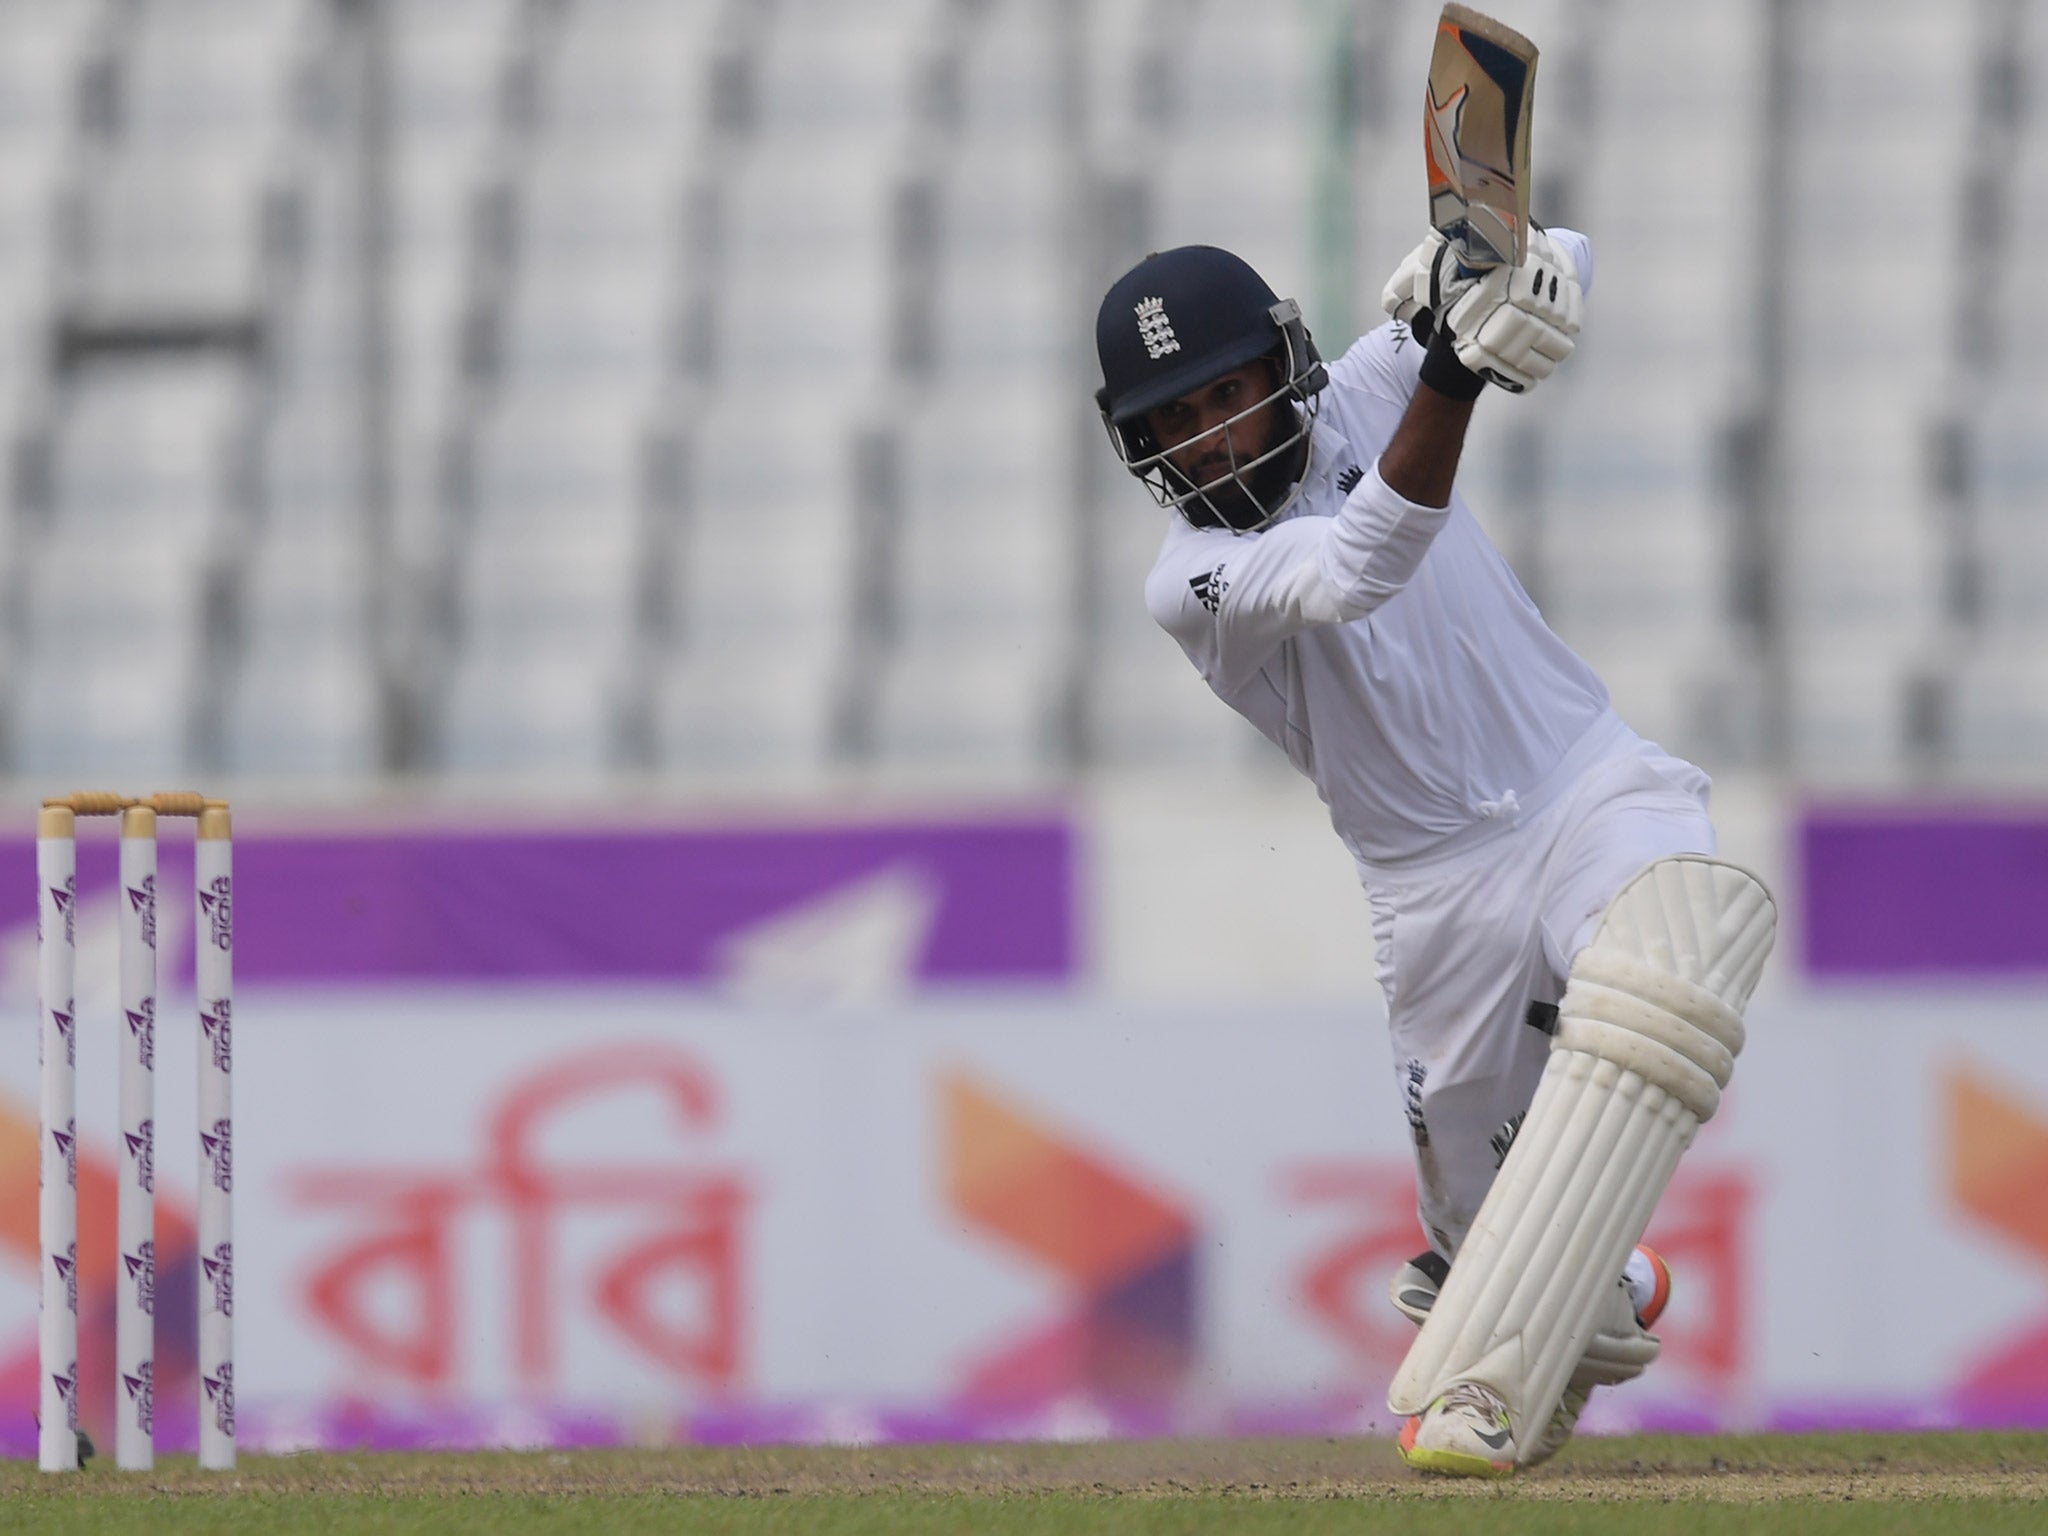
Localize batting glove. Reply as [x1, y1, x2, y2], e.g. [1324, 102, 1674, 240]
[1379, 229, 1476, 346]
[1440, 226, 1585, 393]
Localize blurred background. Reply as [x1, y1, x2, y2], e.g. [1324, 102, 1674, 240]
[1, 0, 2046, 1459]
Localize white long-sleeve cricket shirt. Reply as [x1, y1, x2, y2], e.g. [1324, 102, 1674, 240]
[1145, 318, 1632, 869]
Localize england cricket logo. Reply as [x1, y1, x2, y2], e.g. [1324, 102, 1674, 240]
[123, 1361, 154, 1435]
[203, 1362, 235, 1436]
[202, 1242, 234, 1318]
[1135, 295, 1181, 360]
[128, 997, 155, 1070]
[128, 874, 156, 948]
[126, 1118, 154, 1194]
[199, 875, 233, 952]
[124, 1240, 156, 1317]
[202, 1119, 233, 1192]
[200, 998, 232, 1070]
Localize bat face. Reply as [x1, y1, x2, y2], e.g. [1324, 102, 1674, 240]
[1426, 3, 1538, 271]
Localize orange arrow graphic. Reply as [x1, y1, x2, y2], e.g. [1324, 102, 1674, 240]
[941, 1071, 1196, 1402]
[1947, 1065, 2048, 1398]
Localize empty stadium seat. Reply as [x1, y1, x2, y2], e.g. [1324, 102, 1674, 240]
[459, 532, 643, 662]
[12, 660, 201, 780]
[13, 542, 207, 778]
[653, 640, 842, 774]
[1086, 628, 1276, 770]
[711, 140, 898, 387]
[224, 641, 381, 777]
[240, 523, 369, 652]
[893, 391, 1080, 645]
[73, 150, 280, 314]
[752, 0, 947, 145]
[121, 0, 318, 149]
[46, 360, 247, 551]
[1947, 643, 2048, 777]
[870, 636, 1069, 773]
[1179, 1, 1316, 140]
[255, 386, 367, 531]
[1970, 391, 2048, 637]
[1784, 651, 1922, 784]
[465, 383, 652, 543]
[441, 642, 631, 774]
[0, 1, 95, 148]
[666, 389, 862, 647]
[1152, 131, 1310, 303]
[390, 0, 521, 148]
[956, 0, 1062, 138]
[497, 152, 684, 391]
[541, 0, 723, 149]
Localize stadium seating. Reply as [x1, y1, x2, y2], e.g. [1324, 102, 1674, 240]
[0, 0, 2037, 789]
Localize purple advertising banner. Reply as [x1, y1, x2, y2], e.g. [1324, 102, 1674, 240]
[1802, 809, 2048, 976]
[4, 817, 1076, 986]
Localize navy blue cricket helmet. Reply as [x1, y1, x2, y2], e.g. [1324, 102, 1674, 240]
[1095, 245, 1328, 532]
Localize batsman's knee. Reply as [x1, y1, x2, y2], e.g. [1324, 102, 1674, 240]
[1558, 855, 1777, 1124]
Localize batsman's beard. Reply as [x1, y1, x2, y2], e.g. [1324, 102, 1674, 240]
[1172, 412, 1309, 532]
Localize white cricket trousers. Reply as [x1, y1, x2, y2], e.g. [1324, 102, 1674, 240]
[1360, 728, 1716, 1259]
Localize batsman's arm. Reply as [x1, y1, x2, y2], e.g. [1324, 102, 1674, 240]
[1377, 355, 1480, 509]
[1147, 462, 1457, 693]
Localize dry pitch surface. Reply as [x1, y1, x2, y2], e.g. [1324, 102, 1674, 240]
[4, 1432, 2047, 1533]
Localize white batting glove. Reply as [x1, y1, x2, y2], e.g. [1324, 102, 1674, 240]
[1380, 229, 1477, 344]
[1440, 226, 1586, 393]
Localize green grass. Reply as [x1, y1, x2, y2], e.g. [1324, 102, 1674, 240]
[2, 1433, 2045, 1534]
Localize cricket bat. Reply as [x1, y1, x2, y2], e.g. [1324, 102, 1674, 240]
[1425, 4, 1538, 272]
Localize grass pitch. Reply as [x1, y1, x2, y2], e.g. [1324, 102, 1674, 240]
[3, 1432, 2046, 1533]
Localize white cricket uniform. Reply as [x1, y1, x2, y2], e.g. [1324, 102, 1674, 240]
[1146, 319, 1715, 1257]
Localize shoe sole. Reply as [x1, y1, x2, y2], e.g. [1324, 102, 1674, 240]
[1397, 1414, 1515, 1479]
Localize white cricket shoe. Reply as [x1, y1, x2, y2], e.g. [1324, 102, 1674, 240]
[1390, 1243, 1670, 1470]
[1626, 1243, 1672, 1330]
[1397, 1380, 1517, 1478]
[1388, 1250, 1448, 1327]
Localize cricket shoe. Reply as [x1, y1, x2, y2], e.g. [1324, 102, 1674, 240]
[1390, 1243, 1670, 1469]
[1389, 1248, 1449, 1327]
[1626, 1242, 1671, 1329]
[1397, 1380, 1517, 1477]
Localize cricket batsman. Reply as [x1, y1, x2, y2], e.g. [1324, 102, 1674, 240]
[1092, 229, 1776, 1475]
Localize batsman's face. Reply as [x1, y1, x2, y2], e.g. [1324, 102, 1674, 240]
[1145, 362, 1287, 481]
[1143, 361, 1296, 523]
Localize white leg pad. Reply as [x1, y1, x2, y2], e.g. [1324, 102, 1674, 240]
[1391, 1253, 1659, 1385]
[1388, 857, 1775, 1455]
[1570, 1280, 1660, 1389]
